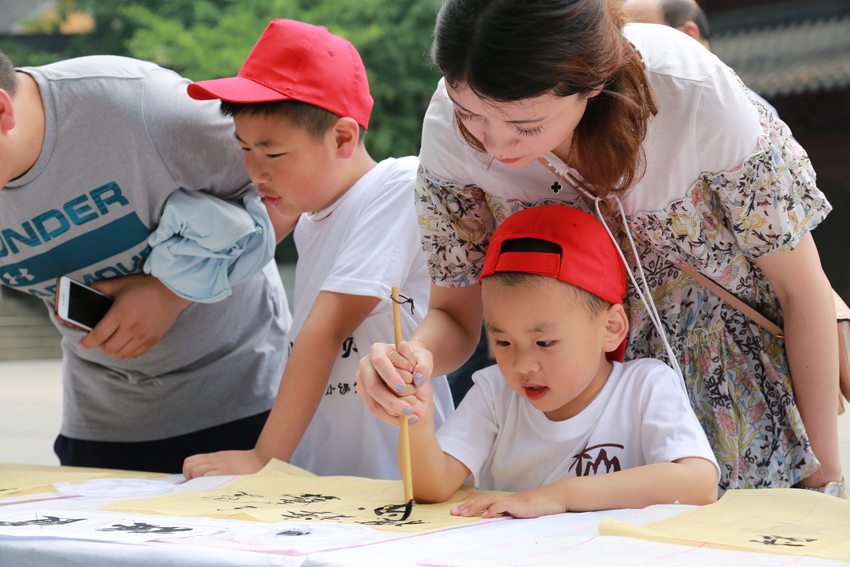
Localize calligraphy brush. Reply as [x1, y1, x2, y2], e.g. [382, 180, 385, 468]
[392, 285, 415, 521]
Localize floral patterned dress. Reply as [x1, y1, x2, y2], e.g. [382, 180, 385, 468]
[414, 26, 831, 492]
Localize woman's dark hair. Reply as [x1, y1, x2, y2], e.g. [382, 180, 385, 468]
[432, 0, 657, 197]
[0, 49, 18, 96]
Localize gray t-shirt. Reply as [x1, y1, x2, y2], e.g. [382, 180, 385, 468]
[0, 56, 290, 442]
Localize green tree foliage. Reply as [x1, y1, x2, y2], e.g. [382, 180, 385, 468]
[60, 0, 443, 160]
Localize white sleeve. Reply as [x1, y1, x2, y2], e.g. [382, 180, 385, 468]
[436, 367, 502, 484]
[320, 160, 423, 301]
[418, 79, 481, 186]
[637, 362, 721, 479]
[416, 80, 497, 288]
[692, 64, 765, 176]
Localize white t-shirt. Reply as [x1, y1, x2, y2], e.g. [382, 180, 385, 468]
[436, 359, 719, 493]
[288, 157, 454, 479]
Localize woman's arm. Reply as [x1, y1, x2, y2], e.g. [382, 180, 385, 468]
[413, 283, 485, 377]
[756, 232, 841, 486]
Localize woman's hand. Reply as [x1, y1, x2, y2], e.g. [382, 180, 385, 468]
[357, 339, 434, 424]
[357, 283, 485, 423]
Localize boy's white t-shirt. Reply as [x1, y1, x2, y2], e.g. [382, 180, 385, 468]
[437, 358, 719, 492]
[288, 156, 453, 479]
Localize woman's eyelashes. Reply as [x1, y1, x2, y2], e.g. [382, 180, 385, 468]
[453, 108, 545, 137]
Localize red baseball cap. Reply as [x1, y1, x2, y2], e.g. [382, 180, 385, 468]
[187, 19, 373, 129]
[480, 205, 628, 361]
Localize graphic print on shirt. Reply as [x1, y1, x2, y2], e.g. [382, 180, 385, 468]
[324, 335, 359, 397]
[0, 182, 151, 298]
[569, 443, 624, 476]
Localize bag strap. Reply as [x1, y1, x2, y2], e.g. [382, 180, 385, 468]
[676, 260, 785, 338]
[835, 289, 850, 322]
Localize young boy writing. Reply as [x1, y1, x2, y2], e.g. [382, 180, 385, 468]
[360, 204, 719, 516]
[182, 19, 453, 480]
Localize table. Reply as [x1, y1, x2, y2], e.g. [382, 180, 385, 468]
[0, 466, 844, 567]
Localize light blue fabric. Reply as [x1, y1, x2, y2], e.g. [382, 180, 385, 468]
[144, 189, 275, 302]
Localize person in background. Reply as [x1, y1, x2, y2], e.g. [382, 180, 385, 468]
[182, 19, 453, 480]
[622, 0, 779, 115]
[0, 48, 291, 473]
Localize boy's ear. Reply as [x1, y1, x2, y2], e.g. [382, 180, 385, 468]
[0, 89, 17, 133]
[602, 303, 629, 355]
[329, 116, 361, 159]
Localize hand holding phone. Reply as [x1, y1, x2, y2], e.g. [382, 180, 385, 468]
[55, 276, 115, 332]
[68, 274, 192, 359]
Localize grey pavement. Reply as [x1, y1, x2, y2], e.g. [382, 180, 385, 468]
[0, 359, 63, 466]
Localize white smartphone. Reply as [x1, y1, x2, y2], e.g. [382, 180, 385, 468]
[54, 276, 115, 332]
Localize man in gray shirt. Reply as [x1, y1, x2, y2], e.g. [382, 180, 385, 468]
[0, 50, 292, 473]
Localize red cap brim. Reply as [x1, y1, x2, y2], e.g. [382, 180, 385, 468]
[187, 76, 287, 103]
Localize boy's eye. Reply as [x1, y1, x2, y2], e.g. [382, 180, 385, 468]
[494, 340, 511, 347]
[266, 153, 285, 158]
[536, 340, 555, 347]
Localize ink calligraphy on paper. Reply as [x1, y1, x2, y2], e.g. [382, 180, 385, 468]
[101, 459, 510, 533]
[0, 509, 227, 543]
[600, 489, 850, 561]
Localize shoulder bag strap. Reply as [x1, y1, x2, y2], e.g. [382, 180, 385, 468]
[676, 260, 784, 338]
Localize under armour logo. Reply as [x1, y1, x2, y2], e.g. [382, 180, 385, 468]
[1, 269, 36, 286]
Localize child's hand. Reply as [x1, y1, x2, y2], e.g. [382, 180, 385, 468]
[357, 339, 434, 425]
[182, 449, 265, 479]
[451, 485, 566, 519]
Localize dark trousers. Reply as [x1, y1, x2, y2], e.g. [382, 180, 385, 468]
[54, 410, 270, 474]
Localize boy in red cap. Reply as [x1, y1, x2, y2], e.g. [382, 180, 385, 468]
[362, 204, 719, 516]
[182, 19, 453, 480]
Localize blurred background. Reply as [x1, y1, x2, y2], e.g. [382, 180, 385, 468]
[0, 0, 848, 466]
